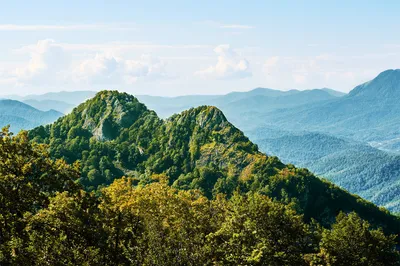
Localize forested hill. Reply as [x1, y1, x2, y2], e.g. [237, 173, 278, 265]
[28, 90, 400, 233]
[247, 128, 400, 212]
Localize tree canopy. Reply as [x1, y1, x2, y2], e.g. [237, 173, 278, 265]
[1, 91, 399, 264]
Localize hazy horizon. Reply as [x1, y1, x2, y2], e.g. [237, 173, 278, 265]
[0, 85, 349, 98]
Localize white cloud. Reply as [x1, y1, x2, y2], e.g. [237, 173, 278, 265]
[124, 55, 166, 83]
[195, 45, 251, 79]
[74, 54, 120, 84]
[262, 54, 381, 90]
[263, 56, 327, 87]
[74, 53, 167, 85]
[13, 39, 70, 85]
[0, 39, 169, 91]
[0, 24, 137, 31]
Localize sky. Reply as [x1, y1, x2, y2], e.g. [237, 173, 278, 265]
[0, 0, 400, 96]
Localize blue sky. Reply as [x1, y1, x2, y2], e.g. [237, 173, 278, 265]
[0, 0, 399, 96]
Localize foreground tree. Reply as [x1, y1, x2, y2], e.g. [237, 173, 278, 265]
[0, 127, 79, 264]
[25, 191, 105, 265]
[308, 212, 400, 266]
[100, 177, 217, 265]
[208, 192, 311, 265]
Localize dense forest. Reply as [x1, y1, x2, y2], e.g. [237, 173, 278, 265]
[1, 127, 399, 265]
[1, 91, 400, 265]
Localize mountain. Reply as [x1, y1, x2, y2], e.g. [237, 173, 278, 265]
[248, 128, 400, 212]
[349, 69, 400, 98]
[321, 88, 347, 97]
[0, 100, 63, 132]
[5, 90, 97, 106]
[28, 90, 400, 235]
[227, 69, 400, 212]
[23, 99, 74, 114]
[137, 88, 339, 122]
[6, 87, 342, 121]
[3, 124, 399, 265]
[222, 89, 335, 115]
[136, 94, 220, 118]
[255, 69, 400, 152]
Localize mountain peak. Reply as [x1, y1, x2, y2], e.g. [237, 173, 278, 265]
[170, 105, 229, 130]
[349, 69, 400, 99]
[66, 90, 152, 140]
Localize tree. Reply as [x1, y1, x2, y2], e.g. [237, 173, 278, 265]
[99, 177, 216, 265]
[207, 192, 310, 265]
[0, 127, 79, 264]
[312, 212, 400, 266]
[25, 191, 105, 265]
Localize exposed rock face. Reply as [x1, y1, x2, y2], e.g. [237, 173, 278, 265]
[66, 91, 153, 141]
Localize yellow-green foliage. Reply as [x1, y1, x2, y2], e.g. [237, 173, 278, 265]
[20, 179, 400, 265]
[0, 131, 399, 265]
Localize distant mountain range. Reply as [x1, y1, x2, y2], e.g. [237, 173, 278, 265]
[0, 87, 342, 130]
[0, 91, 96, 132]
[3, 90, 97, 114]
[5, 90, 96, 105]
[0, 100, 63, 133]
[137, 88, 343, 124]
[254, 69, 400, 151]
[247, 128, 400, 211]
[22, 99, 75, 114]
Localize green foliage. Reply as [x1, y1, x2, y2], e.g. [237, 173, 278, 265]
[11, 177, 400, 265]
[0, 124, 399, 264]
[0, 126, 79, 264]
[25, 191, 104, 265]
[308, 212, 400, 266]
[27, 91, 400, 237]
[207, 192, 311, 265]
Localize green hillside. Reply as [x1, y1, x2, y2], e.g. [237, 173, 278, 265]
[29, 91, 400, 233]
[1, 90, 399, 265]
[2, 129, 399, 264]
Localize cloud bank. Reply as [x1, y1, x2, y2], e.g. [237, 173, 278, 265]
[195, 45, 251, 79]
[74, 54, 166, 85]
[0, 39, 167, 91]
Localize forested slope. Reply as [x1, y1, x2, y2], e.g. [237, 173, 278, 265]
[28, 91, 400, 231]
